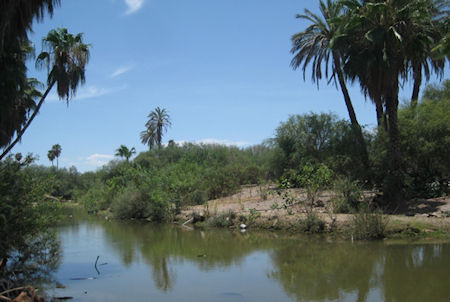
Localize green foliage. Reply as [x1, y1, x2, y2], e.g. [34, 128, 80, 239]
[112, 185, 150, 219]
[331, 177, 363, 213]
[206, 210, 236, 228]
[370, 82, 450, 198]
[273, 112, 369, 181]
[0, 155, 61, 260]
[352, 204, 389, 240]
[299, 212, 326, 234]
[297, 163, 333, 203]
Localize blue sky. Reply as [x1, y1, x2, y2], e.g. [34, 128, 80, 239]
[12, 0, 449, 172]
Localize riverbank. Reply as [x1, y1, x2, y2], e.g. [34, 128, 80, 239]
[176, 185, 450, 241]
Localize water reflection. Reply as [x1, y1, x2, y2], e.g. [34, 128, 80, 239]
[2, 231, 62, 291]
[54, 216, 450, 302]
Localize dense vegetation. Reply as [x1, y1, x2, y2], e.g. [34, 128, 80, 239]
[0, 1, 449, 291]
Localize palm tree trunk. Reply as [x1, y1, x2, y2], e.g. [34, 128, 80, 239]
[333, 53, 371, 178]
[411, 65, 422, 107]
[375, 99, 387, 131]
[384, 82, 403, 204]
[0, 80, 55, 160]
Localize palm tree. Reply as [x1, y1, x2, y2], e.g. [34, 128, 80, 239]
[291, 0, 369, 174]
[0, 28, 90, 160]
[142, 107, 171, 149]
[47, 149, 55, 166]
[339, 0, 447, 202]
[0, 0, 60, 50]
[51, 143, 61, 168]
[408, 0, 447, 105]
[115, 145, 136, 162]
[140, 125, 157, 150]
[0, 0, 60, 148]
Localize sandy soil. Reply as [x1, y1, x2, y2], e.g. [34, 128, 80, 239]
[180, 185, 450, 229]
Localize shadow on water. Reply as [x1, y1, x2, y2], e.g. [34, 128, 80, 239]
[53, 213, 450, 301]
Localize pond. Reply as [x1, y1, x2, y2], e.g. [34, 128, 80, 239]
[47, 216, 450, 302]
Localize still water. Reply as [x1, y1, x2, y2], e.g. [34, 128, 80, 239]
[48, 217, 450, 302]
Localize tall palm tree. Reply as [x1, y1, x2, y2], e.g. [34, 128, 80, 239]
[291, 0, 370, 173]
[115, 145, 136, 162]
[0, 28, 90, 160]
[142, 107, 172, 149]
[47, 149, 55, 166]
[140, 125, 157, 150]
[51, 143, 61, 168]
[340, 0, 446, 202]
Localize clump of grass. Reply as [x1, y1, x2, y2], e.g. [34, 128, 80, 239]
[352, 204, 389, 240]
[299, 211, 326, 233]
[206, 210, 236, 228]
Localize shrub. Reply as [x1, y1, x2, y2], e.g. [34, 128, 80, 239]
[331, 177, 363, 213]
[352, 205, 389, 240]
[206, 210, 236, 228]
[299, 212, 326, 233]
[112, 186, 150, 219]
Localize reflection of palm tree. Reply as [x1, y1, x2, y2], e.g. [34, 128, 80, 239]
[151, 257, 176, 292]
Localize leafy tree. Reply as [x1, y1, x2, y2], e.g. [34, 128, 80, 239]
[0, 155, 60, 271]
[273, 112, 369, 181]
[142, 107, 171, 149]
[0, 28, 90, 160]
[115, 145, 136, 162]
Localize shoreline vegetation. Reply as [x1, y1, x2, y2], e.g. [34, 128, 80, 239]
[84, 184, 450, 242]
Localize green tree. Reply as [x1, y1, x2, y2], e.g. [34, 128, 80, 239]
[0, 28, 90, 160]
[142, 107, 172, 149]
[291, 0, 370, 176]
[339, 0, 447, 202]
[115, 145, 136, 162]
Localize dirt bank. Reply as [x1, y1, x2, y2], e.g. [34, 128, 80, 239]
[178, 185, 450, 239]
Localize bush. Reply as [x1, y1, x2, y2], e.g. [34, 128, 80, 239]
[331, 177, 363, 213]
[112, 186, 150, 219]
[206, 210, 236, 228]
[299, 212, 326, 233]
[352, 205, 389, 240]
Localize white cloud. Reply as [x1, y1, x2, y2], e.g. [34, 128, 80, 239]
[174, 138, 250, 148]
[86, 153, 114, 167]
[47, 85, 127, 102]
[110, 64, 134, 78]
[124, 0, 144, 15]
